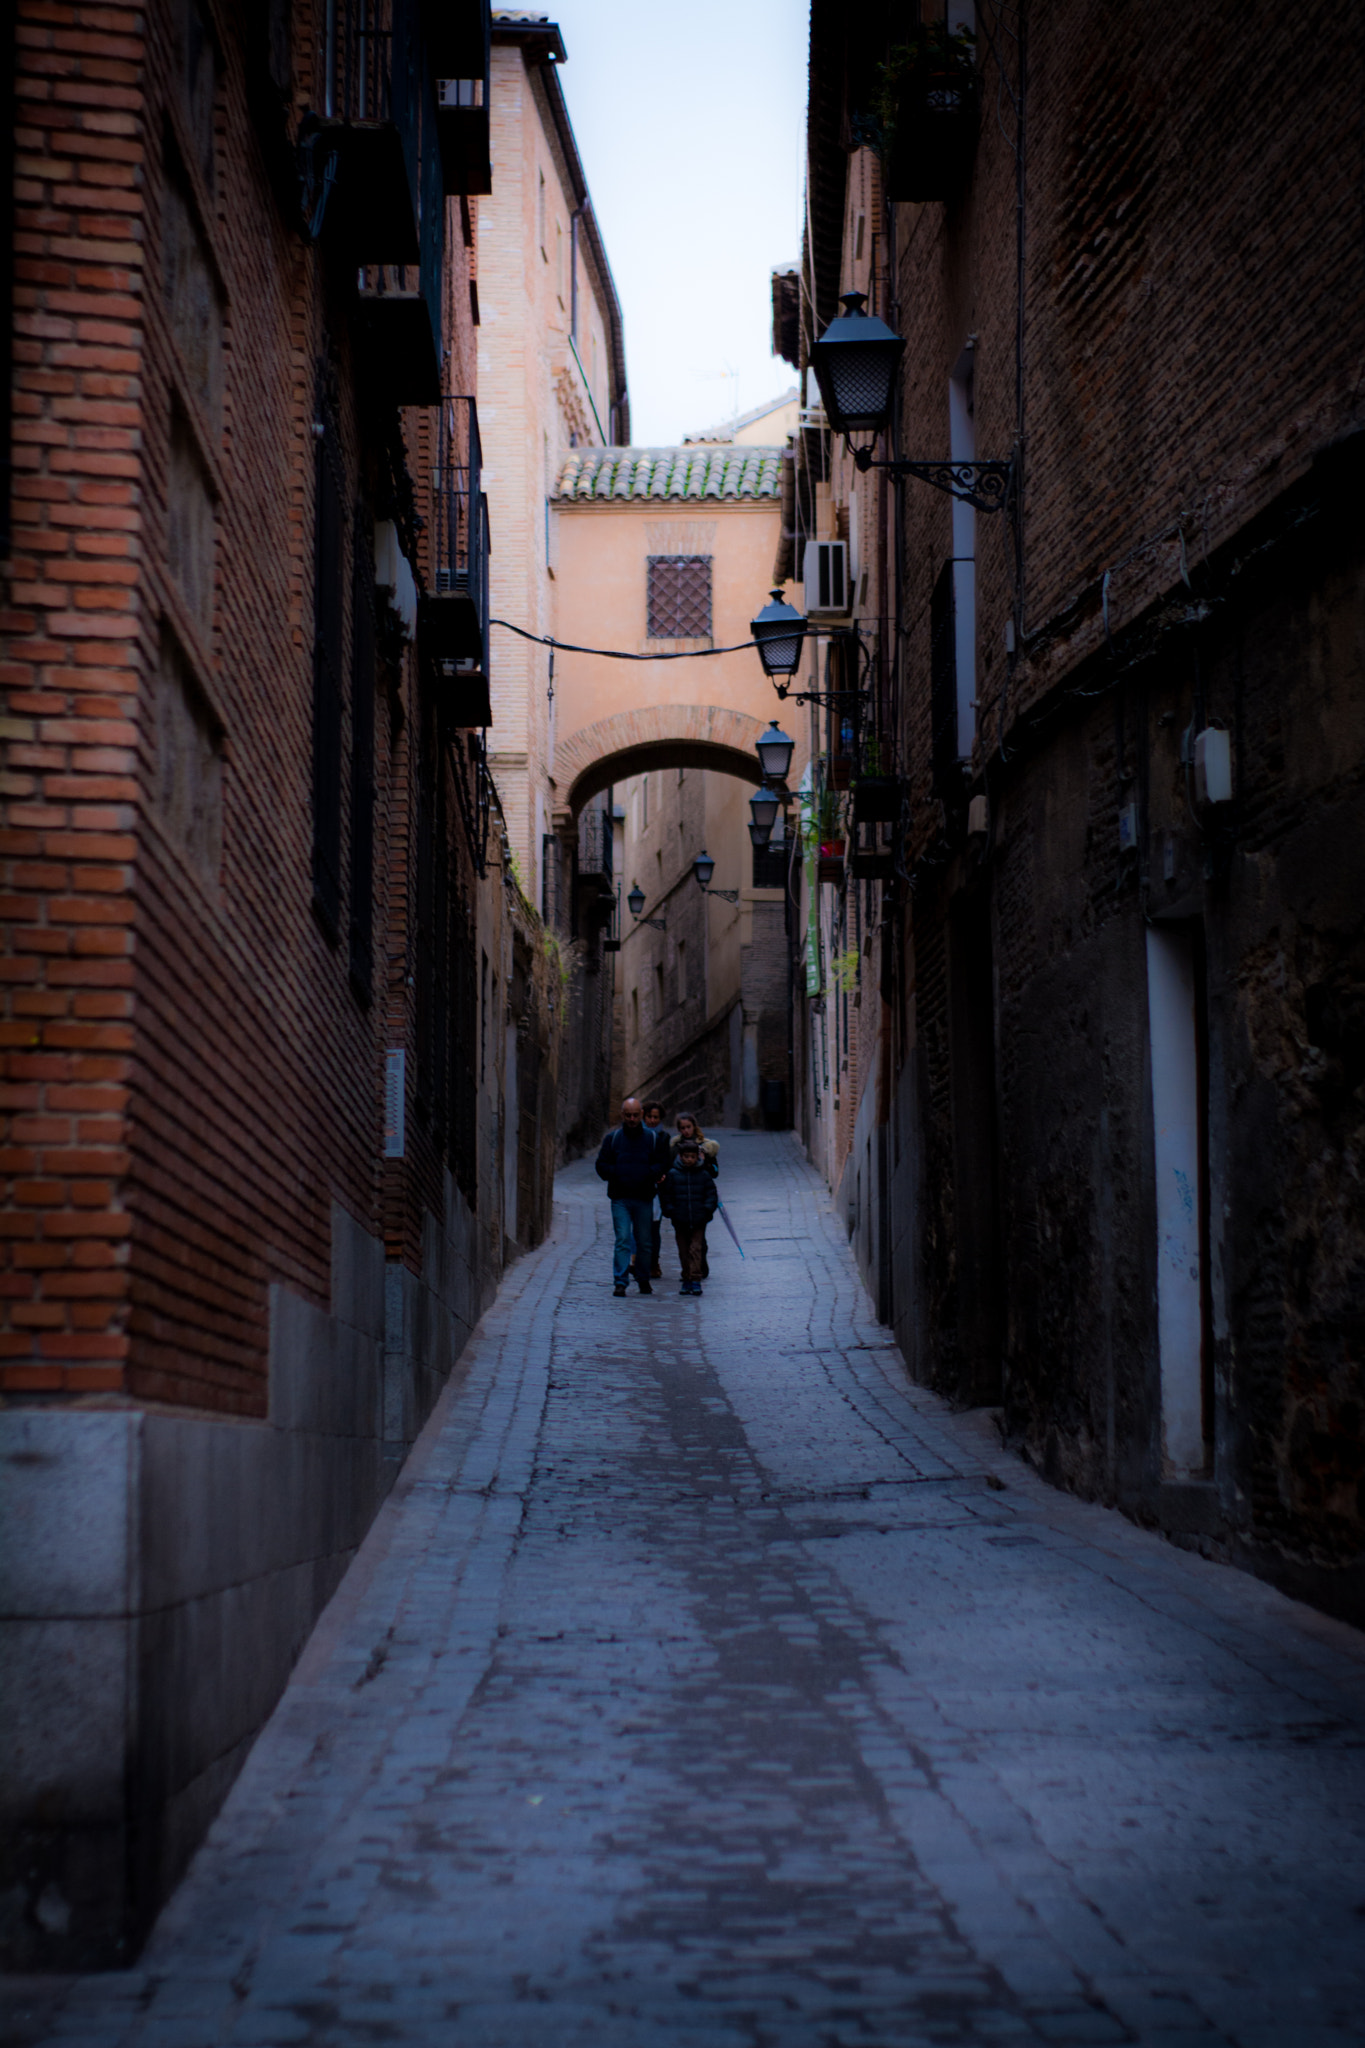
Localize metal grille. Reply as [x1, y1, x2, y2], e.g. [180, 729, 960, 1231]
[577, 801, 613, 881]
[647, 554, 712, 640]
[429, 395, 488, 673]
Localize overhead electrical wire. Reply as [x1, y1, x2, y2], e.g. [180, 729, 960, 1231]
[491, 619, 763, 661]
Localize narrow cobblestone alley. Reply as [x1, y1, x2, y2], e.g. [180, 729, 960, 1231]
[12, 1135, 1365, 2048]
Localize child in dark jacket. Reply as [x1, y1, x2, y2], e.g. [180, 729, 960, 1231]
[659, 1140, 719, 1295]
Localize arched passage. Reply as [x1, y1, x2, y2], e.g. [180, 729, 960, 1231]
[558, 704, 770, 818]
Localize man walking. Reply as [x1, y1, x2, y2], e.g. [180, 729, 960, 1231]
[595, 1098, 668, 1297]
[659, 1137, 719, 1296]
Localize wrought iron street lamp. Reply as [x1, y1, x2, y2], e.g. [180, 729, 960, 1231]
[755, 720, 795, 785]
[748, 784, 781, 846]
[626, 881, 666, 931]
[750, 590, 807, 679]
[809, 292, 1013, 512]
[691, 850, 739, 903]
[809, 292, 906, 438]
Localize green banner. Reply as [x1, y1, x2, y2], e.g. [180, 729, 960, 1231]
[805, 849, 822, 996]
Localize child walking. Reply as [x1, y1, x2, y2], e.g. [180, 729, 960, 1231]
[659, 1138, 719, 1296]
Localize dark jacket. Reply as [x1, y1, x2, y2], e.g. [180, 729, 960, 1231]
[659, 1159, 720, 1227]
[595, 1124, 669, 1201]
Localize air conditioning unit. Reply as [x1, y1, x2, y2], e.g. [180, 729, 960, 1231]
[803, 539, 850, 616]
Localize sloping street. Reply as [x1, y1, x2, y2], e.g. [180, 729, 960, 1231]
[11, 1134, 1365, 2048]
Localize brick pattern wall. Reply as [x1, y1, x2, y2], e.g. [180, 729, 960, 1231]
[2, 0, 495, 1412]
[3, 2, 148, 1396]
[797, 0, 1365, 1610]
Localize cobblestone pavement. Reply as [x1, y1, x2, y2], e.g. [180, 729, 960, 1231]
[9, 1134, 1365, 2048]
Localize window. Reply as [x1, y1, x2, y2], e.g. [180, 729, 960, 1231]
[647, 554, 712, 640]
[631, 987, 639, 1040]
[153, 625, 222, 881]
[537, 169, 546, 257]
[654, 961, 665, 1022]
[752, 837, 790, 890]
[642, 775, 649, 829]
[677, 940, 687, 1001]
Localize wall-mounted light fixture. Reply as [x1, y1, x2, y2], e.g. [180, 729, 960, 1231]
[809, 293, 1013, 512]
[750, 590, 808, 680]
[691, 851, 739, 903]
[626, 881, 666, 930]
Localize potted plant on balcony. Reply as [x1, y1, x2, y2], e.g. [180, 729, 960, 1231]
[875, 20, 979, 204]
[811, 787, 846, 884]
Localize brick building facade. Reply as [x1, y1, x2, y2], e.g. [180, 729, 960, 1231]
[1, 0, 561, 1965]
[786, 0, 1365, 1622]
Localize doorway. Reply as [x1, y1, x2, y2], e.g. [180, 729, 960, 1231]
[1145, 922, 1213, 1475]
[948, 889, 1003, 1404]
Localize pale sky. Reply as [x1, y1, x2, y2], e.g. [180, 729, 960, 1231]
[543, 0, 810, 448]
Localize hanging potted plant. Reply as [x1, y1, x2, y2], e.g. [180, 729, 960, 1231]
[876, 20, 979, 204]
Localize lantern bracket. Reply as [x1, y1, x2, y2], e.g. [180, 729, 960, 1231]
[851, 449, 1014, 513]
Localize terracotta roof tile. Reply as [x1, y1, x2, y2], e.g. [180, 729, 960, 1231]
[553, 446, 784, 503]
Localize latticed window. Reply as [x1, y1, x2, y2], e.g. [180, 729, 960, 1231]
[647, 554, 712, 640]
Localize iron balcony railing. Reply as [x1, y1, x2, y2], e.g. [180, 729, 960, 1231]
[307, 0, 425, 263]
[429, 395, 488, 665]
[419, 395, 490, 724]
[351, 34, 443, 405]
[577, 802, 613, 887]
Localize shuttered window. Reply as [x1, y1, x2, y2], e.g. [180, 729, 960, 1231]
[647, 554, 712, 640]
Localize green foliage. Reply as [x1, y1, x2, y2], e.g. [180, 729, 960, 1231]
[830, 947, 860, 994]
[807, 785, 845, 846]
[543, 932, 571, 988]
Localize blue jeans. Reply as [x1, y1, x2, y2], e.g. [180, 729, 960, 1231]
[611, 1198, 654, 1284]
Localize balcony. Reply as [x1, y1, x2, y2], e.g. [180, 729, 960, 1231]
[309, 0, 424, 261]
[419, 396, 491, 726]
[435, 76, 492, 196]
[577, 803, 614, 893]
[351, 64, 444, 404]
[883, 29, 980, 203]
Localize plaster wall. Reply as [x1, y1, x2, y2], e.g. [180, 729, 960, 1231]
[550, 497, 795, 804]
[478, 44, 617, 897]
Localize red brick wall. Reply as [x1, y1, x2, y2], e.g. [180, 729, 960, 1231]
[3, 2, 146, 1397]
[3, 0, 483, 1413]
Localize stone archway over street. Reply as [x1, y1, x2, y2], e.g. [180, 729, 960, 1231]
[547, 444, 800, 825]
[558, 704, 770, 817]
